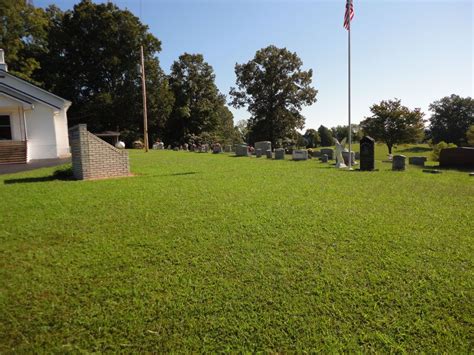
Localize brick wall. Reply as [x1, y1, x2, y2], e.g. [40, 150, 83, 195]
[69, 124, 129, 180]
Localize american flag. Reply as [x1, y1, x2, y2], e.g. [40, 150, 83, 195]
[344, 0, 354, 30]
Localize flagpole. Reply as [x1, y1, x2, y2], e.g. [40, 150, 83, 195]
[140, 45, 149, 152]
[348, 8, 352, 170]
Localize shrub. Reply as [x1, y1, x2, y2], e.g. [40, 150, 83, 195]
[52, 166, 74, 180]
[431, 141, 457, 161]
[132, 140, 144, 149]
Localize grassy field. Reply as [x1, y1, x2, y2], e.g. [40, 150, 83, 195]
[315, 142, 435, 163]
[0, 146, 473, 352]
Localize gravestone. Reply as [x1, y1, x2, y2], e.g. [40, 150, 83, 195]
[320, 148, 334, 160]
[255, 141, 271, 153]
[439, 147, 474, 168]
[423, 169, 442, 174]
[334, 139, 347, 169]
[256, 148, 262, 158]
[360, 136, 375, 171]
[409, 156, 427, 166]
[312, 150, 321, 158]
[274, 148, 285, 160]
[266, 150, 272, 159]
[152, 142, 164, 150]
[392, 155, 406, 171]
[342, 151, 357, 166]
[224, 145, 232, 153]
[355, 152, 360, 160]
[212, 144, 222, 154]
[235, 144, 248, 157]
[133, 140, 144, 149]
[115, 141, 125, 149]
[292, 149, 308, 161]
[320, 154, 328, 163]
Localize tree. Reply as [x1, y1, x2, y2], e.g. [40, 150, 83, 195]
[352, 124, 363, 142]
[318, 125, 333, 147]
[423, 127, 432, 143]
[213, 105, 241, 144]
[295, 131, 306, 148]
[331, 125, 346, 142]
[235, 119, 249, 143]
[148, 78, 175, 144]
[33, 0, 167, 139]
[166, 53, 226, 144]
[303, 129, 321, 148]
[428, 95, 474, 145]
[360, 99, 425, 154]
[466, 125, 474, 146]
[431, 141, 457, 161]
[331, 124, 362, 142]
[229, 45, 317, 146]
[0, 0, 49, 81]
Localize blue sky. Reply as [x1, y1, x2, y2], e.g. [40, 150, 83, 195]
[35, 0, 473, 130]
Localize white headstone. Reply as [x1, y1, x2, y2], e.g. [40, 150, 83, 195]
[0, 49, 7, 71]
[334, 138, 347, 168]
[115, 141, 125, 149]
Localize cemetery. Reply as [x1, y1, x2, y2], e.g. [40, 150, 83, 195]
[1, 0, 472, 352]
[0, 143, 473, 353]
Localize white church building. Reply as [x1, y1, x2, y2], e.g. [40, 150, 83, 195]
[0, 49, 71, 164]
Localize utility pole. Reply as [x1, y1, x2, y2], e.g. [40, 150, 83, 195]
[140, 45, 149, 152]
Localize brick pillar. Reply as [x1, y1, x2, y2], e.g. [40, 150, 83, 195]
[69, 124, 129, 180]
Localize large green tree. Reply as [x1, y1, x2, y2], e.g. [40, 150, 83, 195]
[166, 53, 228, 145]
[33, 0, 169, 140]
[303, 128, 321, 148]
[428, 94, 474, 145]
[235, 119, 249, 143]
[318, 125, 333, 147]
[0, 0, 49, 81]
[360, 99, 425, 154]
[331, 124, 362, 142]
[229, 45, 317, 146]
[467, 125, 474, 146]
[214, 105, 240, 144]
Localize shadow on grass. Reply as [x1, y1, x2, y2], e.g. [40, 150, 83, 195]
[4, 166, 75, 185]
[421, 165, 473, 173]
[397, 147, 432, 153]
[169, 172, 198, 176]
[348, 168, 380, 172]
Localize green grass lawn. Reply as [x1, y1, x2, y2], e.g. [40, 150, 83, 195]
[1, 147, 473, 352]
[314, 142, 434, 162]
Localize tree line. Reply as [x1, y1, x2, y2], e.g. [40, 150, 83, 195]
[2, 0, 472, 150]
[1, 0, 238, 146]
